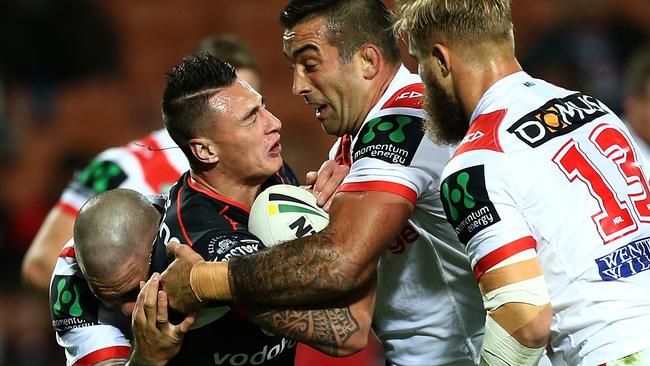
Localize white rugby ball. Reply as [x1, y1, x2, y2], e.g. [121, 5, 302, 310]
[249, 184, 329, 247]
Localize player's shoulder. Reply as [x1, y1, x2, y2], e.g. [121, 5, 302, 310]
[175, 175, 249, 232]
[448, 74, 588, 163]
[353, 84, 427, 168]
[50, 267, 102, 336]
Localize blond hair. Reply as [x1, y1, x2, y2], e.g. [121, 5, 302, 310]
[395, 0, 514, 50]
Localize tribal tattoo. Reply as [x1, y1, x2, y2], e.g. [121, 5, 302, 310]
[253, 305, 361, 356]
[229, 227, 365, 305]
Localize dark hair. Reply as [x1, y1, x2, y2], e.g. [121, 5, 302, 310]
[280, 0, 401, 64]
[161, 54, 237, 166]
[191, 34, 259, 72]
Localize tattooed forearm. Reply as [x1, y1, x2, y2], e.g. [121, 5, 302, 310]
[253, 305, 361, 356]
[229, 227, 368, 305]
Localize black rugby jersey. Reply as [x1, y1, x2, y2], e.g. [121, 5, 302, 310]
[151, 164, 299, 366]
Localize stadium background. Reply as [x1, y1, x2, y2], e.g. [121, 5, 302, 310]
[0, 0, 648, 364]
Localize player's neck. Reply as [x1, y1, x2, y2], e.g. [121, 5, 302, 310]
[353, 63, 401, 133]
[455, 50, 522, 117]
[190, 170, 260, 209]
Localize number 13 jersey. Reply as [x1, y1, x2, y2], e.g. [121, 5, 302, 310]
[441, 71, 650, 365]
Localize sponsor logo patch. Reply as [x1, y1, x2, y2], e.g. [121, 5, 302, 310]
[441, 165, 501, 244]
[213, 338, 296, 365]
[353, 114, 424, 166]
[507, 93, 608, 148]
[208, 233, 262, 262]
[73, 159, 127, 194]
[50, 275, 99, 333]
[595, 237, 650, 281]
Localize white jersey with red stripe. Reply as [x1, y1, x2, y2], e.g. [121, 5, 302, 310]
[57, 128, 188, 216]
[49, 240, 132, 366]
[440, 71, 650, 365]
[329, 65, 485, 365]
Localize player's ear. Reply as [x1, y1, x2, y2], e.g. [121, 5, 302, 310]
[432, 44, 451, 78]
[188, 137, 219, 164]
[359, 44, 381, 80]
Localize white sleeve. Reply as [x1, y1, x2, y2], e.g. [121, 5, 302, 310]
[57, 325, 131, 366]
[441, 152, 536, 279]
[341, 112, 450, 204]
[50, 252, 131, 365]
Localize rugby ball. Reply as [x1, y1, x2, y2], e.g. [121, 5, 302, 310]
[249, 184, 329, 247]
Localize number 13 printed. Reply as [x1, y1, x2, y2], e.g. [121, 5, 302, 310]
[553, 123, 650, 244]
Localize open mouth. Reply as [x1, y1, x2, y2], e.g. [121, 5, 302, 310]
[311, 104, 328, 118]
[269, 141, 282, 155]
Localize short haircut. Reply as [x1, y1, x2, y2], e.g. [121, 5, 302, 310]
[280, 0, 401, 64]
[74, 189, 160, 281]
[191, 34, 259, 72]
[624, 47, 650, 98]
[395, 0, 514, 51]
[161, 54, 237, 166]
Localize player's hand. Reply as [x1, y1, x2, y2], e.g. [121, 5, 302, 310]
[303, 160, 349, 211]
[130, 272, 195, 366]
[160, 240, 205, 314]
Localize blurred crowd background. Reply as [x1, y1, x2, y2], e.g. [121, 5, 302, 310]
[0, 0, 648, 364]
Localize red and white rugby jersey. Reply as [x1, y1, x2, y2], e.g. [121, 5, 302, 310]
[441, 71, 650, 365]
[49, 240, 132, 366]
[57, 128, 188, 216]
[330, 66, 485, 366]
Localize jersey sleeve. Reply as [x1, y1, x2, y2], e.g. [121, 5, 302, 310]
[440, 152, 536, 280]
[50, 248, 131, 365]
[57, 148, 132, 216]
[342, 112, 451, 204]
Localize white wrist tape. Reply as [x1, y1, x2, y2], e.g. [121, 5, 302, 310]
[483, 275, 550, 311]
[480, 315, 545, 366]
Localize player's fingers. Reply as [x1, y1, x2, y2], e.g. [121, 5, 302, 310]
[165, 239, 182, 258]
[316, 164, 348, 207]
[176, 312, 197, 335]
[313, 160, 337, 193]
[132, 280, 148, 326]
[305, 171, 318, 186]
[143, 273, 160, 324]
[323, 196, 334, 212]
[156, 290, 169, 327]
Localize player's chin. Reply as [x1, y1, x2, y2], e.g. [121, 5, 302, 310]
[264, 156, 284, 173]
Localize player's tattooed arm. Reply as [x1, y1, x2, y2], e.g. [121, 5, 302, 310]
[248, 277, 376, 356]
[253, 305, 360, 356]
[229, 191, 414, 305]
[231, 227, 363, 304]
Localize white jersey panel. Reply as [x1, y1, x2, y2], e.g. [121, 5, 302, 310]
[50, 240, 132, 365]
[442, 71, 650, 365]
[332, 66, 485, 365]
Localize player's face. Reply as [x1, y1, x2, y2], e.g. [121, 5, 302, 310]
[409, 40, 469, 145]
[283, 17, 368, 136]
[88, 255, 150, 317]
[208, 80, 284, 182]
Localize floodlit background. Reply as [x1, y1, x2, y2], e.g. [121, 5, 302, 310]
[0, 0, 648, 364]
